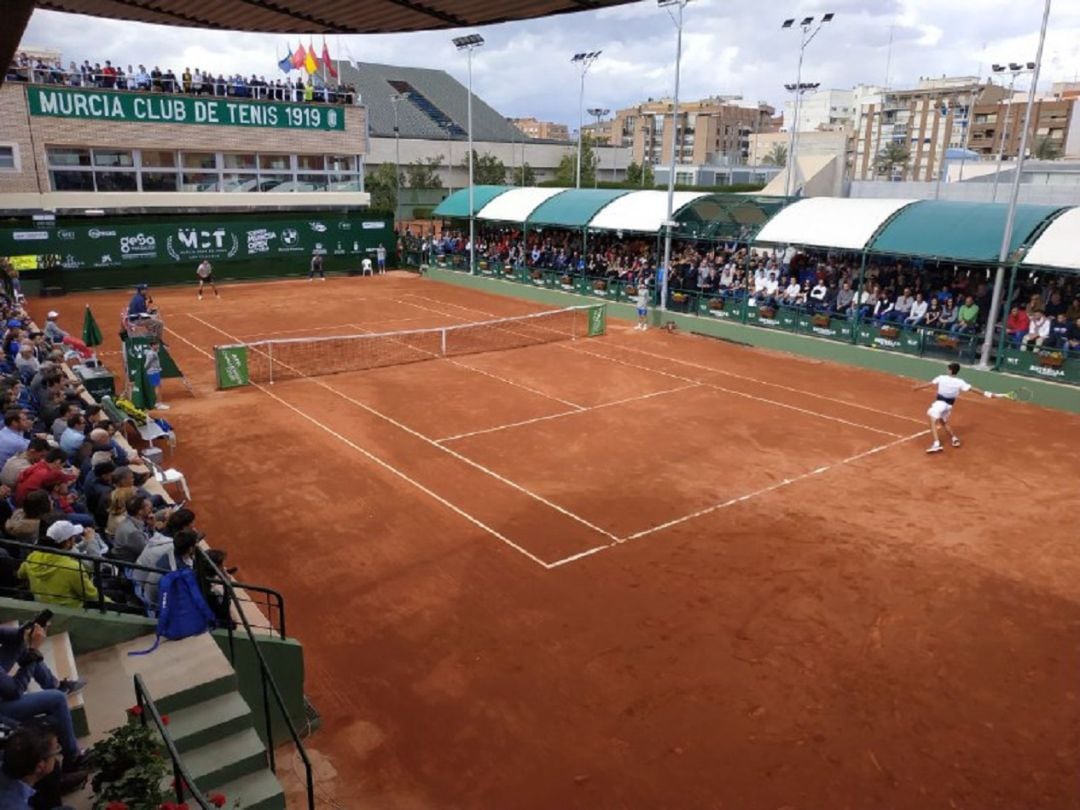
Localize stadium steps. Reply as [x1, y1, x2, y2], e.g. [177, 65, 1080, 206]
[0, 622, 88, 738]
[73, 632, 286, 809]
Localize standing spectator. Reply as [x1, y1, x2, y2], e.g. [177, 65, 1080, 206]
[308, 252, 325, 282]
[150, 66, 162, 91]
[181, 67, 192, 93]
[144, 340, 167, 410]
[101, 61, 116, 88]
[135, 64, 150, 89]
[376, 244, 388, 274]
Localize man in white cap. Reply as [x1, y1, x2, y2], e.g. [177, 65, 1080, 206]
[42, 312, 91, 359]
[17, 521, 101, 608]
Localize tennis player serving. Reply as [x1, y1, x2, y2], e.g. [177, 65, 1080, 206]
[913, 362, 995, 454]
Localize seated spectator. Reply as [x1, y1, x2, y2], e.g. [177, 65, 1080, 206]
[57, 414, 87, 458]
[81, 461, 115, 522]
[924, 298, 942, 330]
[1005, 306, 1030, 346]
[111, 494, 152, 562]
[49, 403, 79, 444]
[0, 621, 87, 776]
[0, 410, 30, 470]
[1067, 295, 1080, 323]
[0, 720, 89, 806]
[14, 345, 38, 379]
[872, 291, 894, 323]
[808, 281, 828, 312]
[951, 296, 979, 334]
[940, 297, 958, 330]
[14, 450, 75, 508]
[780, 277, 803, 307]
[0, 437, 49, 488]
[103, 468, 137, 537]
[138, 528, 200, 609]
[833, 282, 855, 317]
[17, 521, 101, 608]
[1021, 310, 1051, 351]
[904, 293, 928, 327]
[1069, 316, 1080, 353]
[1044, 290, 1067, 318]
[1047, 312, 1071, 349]
[4, 491, 51, 546]
[890, 288, 915, 323]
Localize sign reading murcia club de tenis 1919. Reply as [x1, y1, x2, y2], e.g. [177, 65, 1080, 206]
[26, 85, 345, 132]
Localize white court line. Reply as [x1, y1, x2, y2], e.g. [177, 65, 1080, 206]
[164, 323, 554, 569]
[563, 343, 905, 439]
[545, 429, 932, 568]
[187, 312, 621, 544]
[608, 342, 926, 426]
[436, 383, 701, 443]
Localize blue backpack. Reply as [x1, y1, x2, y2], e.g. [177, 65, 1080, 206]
[129, 567, 215, 656]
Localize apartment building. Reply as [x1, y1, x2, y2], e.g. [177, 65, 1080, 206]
[509, 117, 571, 142]
[782, 88, 855, 133]
[852, 76, 1008, 181]
[608, 96, 776, 167]
[968, 94, 1079, 160]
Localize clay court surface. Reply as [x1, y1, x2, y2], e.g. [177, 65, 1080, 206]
[38, 274, 1080, 808]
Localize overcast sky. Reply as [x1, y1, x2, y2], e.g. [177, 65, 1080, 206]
[19, 0, 1080, 128]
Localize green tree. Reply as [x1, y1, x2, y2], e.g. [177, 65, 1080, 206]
[506, 162, 537, 186]
[405, 156, 444, 189]
[367, 163, 403, 212]
[554, 136, 598, 186]
[625, 161, 655, 187]
[874, 142, 911, 179]
[470, 151, 508, 185]
[762, 143, 788, 168]
[1032, 137, 1062, 160]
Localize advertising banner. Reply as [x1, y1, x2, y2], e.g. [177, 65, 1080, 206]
[1001, 347, 1080, 384]
[215, 346, 250, 390]
[27, 85, 345, 131]
[0, 215, 393, 271]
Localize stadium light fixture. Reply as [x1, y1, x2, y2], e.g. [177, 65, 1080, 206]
[453, 33, 484, 274]
[389, 93, 405, 222]
[981, 0, 1052, 369]
[781, 11, 835, 198]
[657, 0, 693, 313]
[571, 51, 602, 188]
[586, 107, 611, 188]
[989, 59, 1036, 203]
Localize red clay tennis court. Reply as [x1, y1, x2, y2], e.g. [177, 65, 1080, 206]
[45, 273, 1080, 808]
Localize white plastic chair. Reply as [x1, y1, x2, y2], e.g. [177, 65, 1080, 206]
[144, 458, 192, 503]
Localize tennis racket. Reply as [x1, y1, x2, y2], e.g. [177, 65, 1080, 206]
[996, 387, 1033, 402]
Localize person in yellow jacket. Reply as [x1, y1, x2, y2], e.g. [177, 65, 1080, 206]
[17, 521, 100, 608]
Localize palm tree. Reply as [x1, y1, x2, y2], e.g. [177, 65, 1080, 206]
[762, 143, 788, 168]
[874, 142, 910, 180]
[1031, 137, 1061, 160]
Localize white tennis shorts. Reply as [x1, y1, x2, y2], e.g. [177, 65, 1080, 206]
[927, 400, 953, 421]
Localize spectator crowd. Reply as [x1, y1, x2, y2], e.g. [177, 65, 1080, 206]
[420, 225, 1080, 353]
[6, 51, 358, 105]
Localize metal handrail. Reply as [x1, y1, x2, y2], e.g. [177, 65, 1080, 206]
[0, 538, 287, 638]
[133, 674, 213, 809]
[196, 548, 315, 809]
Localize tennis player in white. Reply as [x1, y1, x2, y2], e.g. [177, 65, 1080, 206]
[913, 362, 994, 453]
[635, 283, 649, 331]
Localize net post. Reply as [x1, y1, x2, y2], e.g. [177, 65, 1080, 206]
[268, 342, 274, 385]
[441, 327, 447, 357]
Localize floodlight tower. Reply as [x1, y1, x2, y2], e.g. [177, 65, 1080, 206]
[571, 51, 602, 188]
[989, 61, 1036, 203]
[658, 0, 691, 312]
[453, 33, 484, 274]
[587, 107, 610, 187]
[781, 12, 834, 197]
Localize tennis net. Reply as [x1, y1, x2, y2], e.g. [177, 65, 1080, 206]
[214, 303, 606, 387]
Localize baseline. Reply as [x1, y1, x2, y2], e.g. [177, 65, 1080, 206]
[186, 312, 621, 544]
[163, 323, 554, 569]
[546, 429, 931, 568]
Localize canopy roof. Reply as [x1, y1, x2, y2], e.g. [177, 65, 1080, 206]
[588, 190, 708, 233]
[32, 0, 635, 32]
[475, 187, 566, 223]
[753, 198, 918, 251]
[868, 200, 1065, 263]
[528, 189, 629, 228]
[1021, 207, 1080, 271]
[432, 185, 513, 218]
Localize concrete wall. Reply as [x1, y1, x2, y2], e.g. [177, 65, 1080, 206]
[849, 179, 1080, 205]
